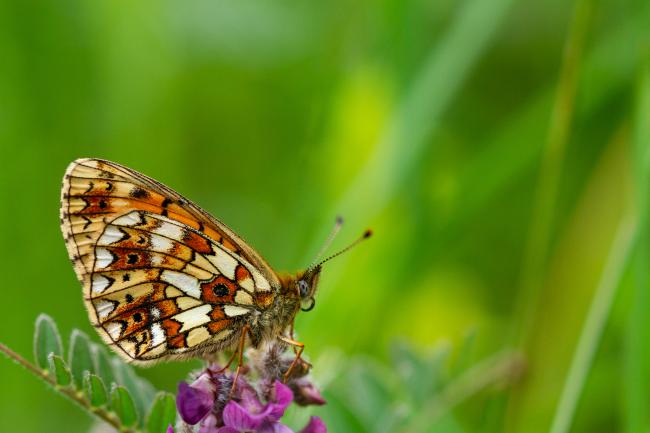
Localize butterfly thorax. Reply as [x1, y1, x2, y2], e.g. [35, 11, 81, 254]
[250, 272, 301, 345]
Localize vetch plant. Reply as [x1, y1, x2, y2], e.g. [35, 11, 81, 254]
[0, 314, 328, 433]
[1, 314, 523, 433]
[173, 343, 326, 433]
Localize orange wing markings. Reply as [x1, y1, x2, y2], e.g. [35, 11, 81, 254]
[61, 158, 282, 364]
[73, 159, 275, 277]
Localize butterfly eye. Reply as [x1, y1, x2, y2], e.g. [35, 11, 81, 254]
[297, 280, 309, 298]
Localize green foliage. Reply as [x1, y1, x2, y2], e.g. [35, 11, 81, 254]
[0, 314, 173, 433]
[68, 330, 94, 390]
[294, 340, 522, 433]
[48, 354, 72, 388]
[146, 393, 177, 433]
[84, 372, 108, 408]
[111, 385, 139, 427]
[92, 344, 118, 390]
[0, 0, 649, 431]
[33, 314, 63, 371]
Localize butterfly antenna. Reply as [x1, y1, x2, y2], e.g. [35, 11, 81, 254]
[314, 229, 372, 268]
[307, 216, 344, 271]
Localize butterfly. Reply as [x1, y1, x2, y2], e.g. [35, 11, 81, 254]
[60, 158, 369, 378]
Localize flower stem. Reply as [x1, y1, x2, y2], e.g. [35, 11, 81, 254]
[0, 342, 140, 433]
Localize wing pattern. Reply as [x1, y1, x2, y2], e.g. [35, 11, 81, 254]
[60, 159, 279, 363]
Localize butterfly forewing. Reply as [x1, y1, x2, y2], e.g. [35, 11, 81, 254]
[60, 159, 279, 364]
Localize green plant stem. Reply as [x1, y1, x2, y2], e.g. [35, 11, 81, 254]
[402, 350, 525, 433]
[0, 342, 140, 433]
[549, 216, 637, 433]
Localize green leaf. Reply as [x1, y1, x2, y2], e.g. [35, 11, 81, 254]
[34, 314, 63, 371]
[111, 384, 138, 427]
[112, 358, 157, 424]
[91, 344, 117, 389]
[68, 330, 94, 389]
[84, 372, 108, 408]
[47, 353, 72, 387]
[145, 392, 177, 433]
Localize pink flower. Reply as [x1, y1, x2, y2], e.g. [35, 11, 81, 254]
[175, 368, 326, 433]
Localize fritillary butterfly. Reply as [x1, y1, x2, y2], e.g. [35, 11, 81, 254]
[60, 159, 368, 376]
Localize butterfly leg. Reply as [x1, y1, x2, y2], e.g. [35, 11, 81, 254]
[228, 324, 250, 398]
[277, 335, 306, 383]
[289, 321, 298, 355]
[215, 350, 238, 373]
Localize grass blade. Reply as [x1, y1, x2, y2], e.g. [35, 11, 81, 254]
[318, 0, 515, 240]
[549, 216, 637, 433]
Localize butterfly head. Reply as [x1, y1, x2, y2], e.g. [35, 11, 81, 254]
[295, 265, 322, 312]
[292, 218, 372, 314]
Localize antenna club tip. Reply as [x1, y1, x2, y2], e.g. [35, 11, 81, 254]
[363, 229, 373, 239]
[335, 215, 344, 225]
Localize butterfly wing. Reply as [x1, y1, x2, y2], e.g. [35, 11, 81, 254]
[60, 158, 279, 364]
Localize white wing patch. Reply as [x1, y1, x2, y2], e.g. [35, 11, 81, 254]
[92, 274, 112, 294]
[176, 305, 212, 332]
[95, 248, 115, 269]
[154, 221, 184, 241]
[224, 305, 250, 317]
[150, 234, 174, 252]
[151, 323, 166, 346]
[98, 226, 124, 245]
[161, 270, 201, 298]
[112, 211, 143, 227]
[207, 249, 237, 279]
[94, 299, 116, 320]
[234, 290, 253, 305]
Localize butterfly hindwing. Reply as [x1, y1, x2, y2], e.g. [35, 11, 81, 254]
[60, 159, 279, 364]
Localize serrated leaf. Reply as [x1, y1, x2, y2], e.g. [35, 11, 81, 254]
[34, 314, 63, 371]
[68, 330, 94, 389]
[111, 385, 138, 427]
[112, 358, 157, 425]
[91, 344, 117, 389]
[47, 353, 72, 387]
[145, 392, 177, 433]
[84, 372, 108, 407]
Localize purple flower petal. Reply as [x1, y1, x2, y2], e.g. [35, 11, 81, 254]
[192, 372, 218, 395]
[214, 427, 240, 433]
[222, 399, 273, 430]
[267, 381, 293, 421]
[177, 381, 215, 425]
[299, 417, 326, 433]
[292, 380, 326, 406]
[262, 422, 294, 433]
[166, 424, 175, 433]
[238, 378, 265, 413]
[198, 414, 218, 433]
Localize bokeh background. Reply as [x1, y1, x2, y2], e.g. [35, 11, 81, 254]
[1, 0, 649, 432]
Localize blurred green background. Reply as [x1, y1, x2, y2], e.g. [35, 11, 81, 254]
[1, 0, 649, 432]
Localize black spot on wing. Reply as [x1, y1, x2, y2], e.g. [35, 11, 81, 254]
[130, 187, 150, 199]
